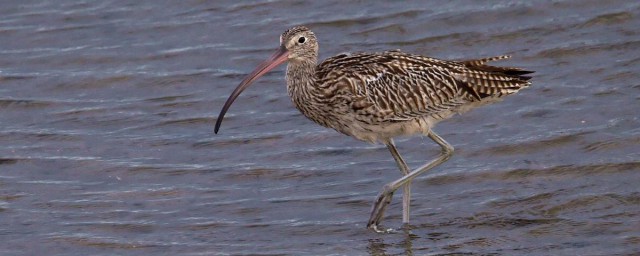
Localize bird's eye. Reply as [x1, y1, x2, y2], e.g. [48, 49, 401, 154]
[298, 36, 306, 44]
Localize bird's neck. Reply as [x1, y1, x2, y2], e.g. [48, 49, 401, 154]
[286, 60, 318, 104]
[286, 59, 331, 125]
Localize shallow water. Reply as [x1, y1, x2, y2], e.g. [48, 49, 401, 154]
[1, 0, 639, 255]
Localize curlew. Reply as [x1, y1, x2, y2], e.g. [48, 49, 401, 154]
[214, 26, 533, 232]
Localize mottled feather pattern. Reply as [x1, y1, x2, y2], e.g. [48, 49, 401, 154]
[277, 26, 533, 142]
[314, 51, 532, 124]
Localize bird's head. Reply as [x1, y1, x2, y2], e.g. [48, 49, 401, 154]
[280, 26, 318, 63]
[214, 26, 317, 134]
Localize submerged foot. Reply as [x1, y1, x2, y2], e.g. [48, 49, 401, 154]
[367, 186, 395, 232]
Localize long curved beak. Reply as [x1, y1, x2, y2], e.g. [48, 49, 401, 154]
[214, 46, 289, 134]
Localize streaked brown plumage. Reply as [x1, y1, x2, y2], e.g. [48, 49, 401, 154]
[215, 26, 533, 232]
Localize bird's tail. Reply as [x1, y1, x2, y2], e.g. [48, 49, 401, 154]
[458, 55, 534, 100]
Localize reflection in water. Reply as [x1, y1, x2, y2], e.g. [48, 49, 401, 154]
[367, 238, 388, 256]
[368, 226, 419, 256]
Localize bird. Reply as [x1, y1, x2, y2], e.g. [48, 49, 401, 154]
[214, 26, 533, 232]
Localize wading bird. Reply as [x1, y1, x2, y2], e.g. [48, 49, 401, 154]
[214, 26, 533, 232]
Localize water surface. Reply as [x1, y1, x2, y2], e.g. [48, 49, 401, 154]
[1, 0, 639, 255]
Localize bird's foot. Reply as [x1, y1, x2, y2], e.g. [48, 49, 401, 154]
[369, 224, 396, 234]
[367, 185, 395, 232]
[400, 222, 416, 232]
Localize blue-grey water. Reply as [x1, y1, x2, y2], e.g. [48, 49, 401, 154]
[1, 0, 639, 255]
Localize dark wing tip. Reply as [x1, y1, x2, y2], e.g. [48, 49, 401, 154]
[462, 56, 535, 76]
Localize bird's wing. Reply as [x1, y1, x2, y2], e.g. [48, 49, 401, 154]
[316, 51, 533, 123]
[316, 51, 469, 123]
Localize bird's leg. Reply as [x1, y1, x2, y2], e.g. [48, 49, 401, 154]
[385, 139, 411, 224]
[367, 131, 454, 232]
